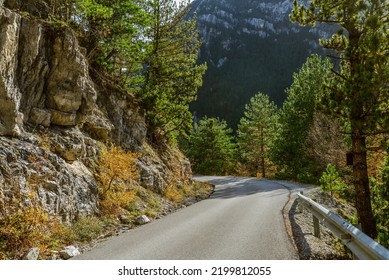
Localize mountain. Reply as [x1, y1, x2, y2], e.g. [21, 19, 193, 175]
[189, 0, 331, 129]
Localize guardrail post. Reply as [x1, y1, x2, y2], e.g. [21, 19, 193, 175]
[297, 192, 389, 259]
[298, 191, 304, 213]
[313, 215, 320, 238]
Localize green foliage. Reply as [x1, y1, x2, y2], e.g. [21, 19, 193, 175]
[290, 0, 389, 134]
[291, 0, 389, 238]
[75, 0, 206, 142]
[75, 0, 151, 86]
[70, 216, 104, 242]
[183, 117, 236, 175]
[237, 92, 278, 177]
[370, 155, 389, 248]
[270, 54, 333, 181]
[190, 0, 329, 131]
[140, 0, 207, 141]
[320, 164, 347, 198]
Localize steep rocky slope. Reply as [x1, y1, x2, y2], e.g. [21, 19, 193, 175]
[189, 0, 332, 128]
[0, 1, 191, 225]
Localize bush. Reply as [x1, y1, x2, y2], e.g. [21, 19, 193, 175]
[319, 164, 347, 198]
[96, 146, 139, 215]
[164, 185, 184, 203]
[370, 156, 389, 248]
[0, 182, 54, 259]
[71, 216, 104, 242]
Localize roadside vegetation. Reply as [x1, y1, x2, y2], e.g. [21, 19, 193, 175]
[1, 0, 387, 258]
[0, 152, 213, 259]
[181, 1, 388, 247]
[0, 0, 210, 259]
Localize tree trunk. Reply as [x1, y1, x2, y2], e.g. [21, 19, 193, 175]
[260, 128, 266, 178]
[351, 120, 377, 238]
[261, 155, 266, 178]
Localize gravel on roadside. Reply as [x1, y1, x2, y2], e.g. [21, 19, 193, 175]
[283, 186, 355, 260]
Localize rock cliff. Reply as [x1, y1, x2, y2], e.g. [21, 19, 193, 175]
[0, 2, 191, 223]
[189, 0, 331, 129]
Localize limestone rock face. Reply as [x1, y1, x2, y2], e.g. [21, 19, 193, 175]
[0, 3, 192, 224]
[139, 143, 192, 194]
[0, 136, 99, 222]
[0, 7, 23, 136]
[4, 0, 49, 18]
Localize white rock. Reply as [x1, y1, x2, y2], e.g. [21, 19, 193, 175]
[136, 215, 150, 225]
[60, 246, 80, 260]
[24, 248, 40, 260]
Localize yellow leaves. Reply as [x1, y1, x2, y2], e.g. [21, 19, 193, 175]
[96, 146, 139, 215]
[164, 185, 184, 203]
[0, 187, 51, 259]
[100, 190, 137, 216]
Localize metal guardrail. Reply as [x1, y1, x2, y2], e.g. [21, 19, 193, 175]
[297, 192, 389, 260]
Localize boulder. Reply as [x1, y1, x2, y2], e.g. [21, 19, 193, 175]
[60, 246, 80, 260]
[23, 248, 40, 260]
[136, 215, 151, 225]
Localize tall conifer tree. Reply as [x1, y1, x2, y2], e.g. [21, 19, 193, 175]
[270, 55, 332, 181]
[185, 117, 236, 175]
[237, 93, 278, 178]
[291, 0, 389, 237]
[141, 0, 207, 141]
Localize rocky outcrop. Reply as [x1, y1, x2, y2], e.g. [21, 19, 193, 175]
[4, 0, 49, 18]
[0, 6, 23, 136]
[0, 135, 99, 222]
[0, 3, 192, 223]
[139, 143, 192, 194]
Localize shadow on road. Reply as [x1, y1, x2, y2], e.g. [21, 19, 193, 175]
[201, 177, 289, 200]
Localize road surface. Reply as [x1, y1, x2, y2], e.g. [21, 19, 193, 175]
[73, 176, 298, 259]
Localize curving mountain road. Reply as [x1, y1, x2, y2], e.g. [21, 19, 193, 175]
[73, 176, 298, 260]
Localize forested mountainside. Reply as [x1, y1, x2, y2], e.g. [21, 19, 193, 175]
[189, 0, 331, 129]
[183, 0, 388, 247]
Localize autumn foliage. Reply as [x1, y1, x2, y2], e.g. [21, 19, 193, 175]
[96, 146, 139, 215]
[0, 182, 53, 259]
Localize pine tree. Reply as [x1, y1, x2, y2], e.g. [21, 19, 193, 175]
[141, 0, 207, 141]
[76, 0, 151, 85]
[237, 92, 278, 178]
[270, 55, 333, 181]
[291, 0, 389, 238]
[184, 117, 236, 175]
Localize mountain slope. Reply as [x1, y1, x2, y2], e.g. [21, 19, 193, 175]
[189, 0, 330, 129]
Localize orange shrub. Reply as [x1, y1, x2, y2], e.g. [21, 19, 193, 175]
[0, 187, 50, 259]
[164, 185, 183, 203]
[96, 146, 139, 215]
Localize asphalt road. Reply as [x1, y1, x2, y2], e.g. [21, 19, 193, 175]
[73, 176, 298, 259]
